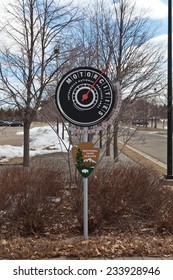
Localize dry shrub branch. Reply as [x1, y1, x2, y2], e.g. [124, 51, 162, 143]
[1, 162, 173, 239]
[73, 164, 173, 234]
[0, 163, 67, 236]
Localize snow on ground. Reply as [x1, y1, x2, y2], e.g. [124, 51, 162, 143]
[0, 124, 70, 163]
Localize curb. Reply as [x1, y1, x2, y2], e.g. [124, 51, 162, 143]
[118, 141, 166, 176]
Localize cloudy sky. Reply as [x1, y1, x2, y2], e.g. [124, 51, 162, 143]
[135, 0, 167, 19]
[0, 0, 169, 37]
[136, 0, 168, 36]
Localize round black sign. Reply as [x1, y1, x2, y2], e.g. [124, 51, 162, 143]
[55, 67, 115, 126]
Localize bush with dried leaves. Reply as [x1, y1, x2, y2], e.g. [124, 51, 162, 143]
[0, 162, 66, 236]
[73, 164, 173, 234]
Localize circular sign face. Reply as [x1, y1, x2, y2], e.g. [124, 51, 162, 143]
[55, 67, 115, 126]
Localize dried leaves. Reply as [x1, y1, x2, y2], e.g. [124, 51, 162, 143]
[0, 234, 173, 260]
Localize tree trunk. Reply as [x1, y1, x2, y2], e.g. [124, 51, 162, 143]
[57, 118, 59, 135]
[113, 124, 118, 161]
[99, 130, 102, 148]
[106, 125, 111, 156]
[62, 122, 64, 140]
[23, 120, 31, 167]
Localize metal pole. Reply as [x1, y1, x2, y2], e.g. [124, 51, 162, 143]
[83, 176, 88, 240]
[165, 0, 173, 179]
[83, 127, 88, 239]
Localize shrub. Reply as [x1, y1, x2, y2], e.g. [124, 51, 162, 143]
[72, 164, 173, 234]
[0, 162, 66, 236]
[2, 161, 173, 237]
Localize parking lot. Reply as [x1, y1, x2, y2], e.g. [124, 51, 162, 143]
[0, 126, 23, 146]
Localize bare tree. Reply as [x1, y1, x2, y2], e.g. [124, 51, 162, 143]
[0, 0, 79, 166]
[64, 0, 166, 158]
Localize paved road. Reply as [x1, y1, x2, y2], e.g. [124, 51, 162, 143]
[120, 128, 167, 165]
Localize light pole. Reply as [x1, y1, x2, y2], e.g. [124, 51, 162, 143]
[165, 0, 173, 179]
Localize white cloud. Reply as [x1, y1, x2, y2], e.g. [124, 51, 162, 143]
[133, 0, 167, 19]
[150, 33, 167, 45]
[69, 0, 168, 20]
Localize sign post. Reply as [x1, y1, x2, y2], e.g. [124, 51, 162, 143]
[83, 127, 88, 240]
[165, 0, 173, 179]
[72, 140, 100, 240]
[55, 66, 122, 240]
[83, 176, 88, 240]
